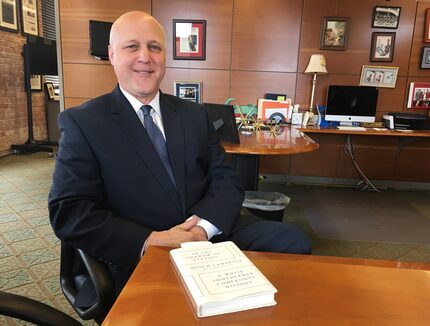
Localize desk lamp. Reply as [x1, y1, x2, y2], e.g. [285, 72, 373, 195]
[304, 54, 328, 114]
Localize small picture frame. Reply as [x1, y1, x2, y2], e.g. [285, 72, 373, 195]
[0, 0, 19, 32]
[30, 74, 42, 91]
[173, 19, 206, 60]
[20, 0, 38, 36]
[320, 17, 349, 51]
[44, 82, 56, 100]
[407, 82, 430, 109]
[424, 9, 430, 43]
[359, 65, 399, 88]
[370, 32, 396, 62]
[421, 46, 430, 69]
[371, 6, 401, 29]
[174, 81, 202, 103]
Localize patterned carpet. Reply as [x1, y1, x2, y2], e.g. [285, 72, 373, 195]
[0, 152, 429, 325]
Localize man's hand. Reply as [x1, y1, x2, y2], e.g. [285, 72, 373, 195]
[144, 215, 208, 249]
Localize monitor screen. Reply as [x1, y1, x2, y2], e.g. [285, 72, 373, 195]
[26, 36, 57, 75]
[89, 20, 112, 60]
[204, 103, 240, 144]
[325, 85, 379, 124]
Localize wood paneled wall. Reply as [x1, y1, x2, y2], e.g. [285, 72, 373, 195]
[58, 0, 430, 183]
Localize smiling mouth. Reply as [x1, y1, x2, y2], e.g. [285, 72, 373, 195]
[133, 69, 153, 75]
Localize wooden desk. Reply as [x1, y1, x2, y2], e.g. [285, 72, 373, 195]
[221, 126, 318, 190]
[300, 126, 430, 138]
[103, 246, 430, 325]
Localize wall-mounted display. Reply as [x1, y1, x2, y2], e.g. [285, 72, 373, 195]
[0, 0, 18, 32]
[359, 65, 398, 88]
[174, 81, 202, 103]
[371, 6, 401, 29]
[421, 46, 430, 69]
[20, 0, 38, 36]
[30, 74, 41, 91]
[173, 19, 206, 60]
[424, 9, 430, 42]
[370, 32, 395, 62]
[320, 17, 349, 51]
[407, 82, 430, 109]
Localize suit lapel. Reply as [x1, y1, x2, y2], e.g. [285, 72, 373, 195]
[108, 86, 181, 211]
[160, 93, 186, 216]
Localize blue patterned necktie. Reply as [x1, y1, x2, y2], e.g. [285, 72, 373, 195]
[141, 105, 176, 187]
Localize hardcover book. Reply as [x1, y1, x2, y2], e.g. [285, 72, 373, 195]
[169, 241, 278, 318]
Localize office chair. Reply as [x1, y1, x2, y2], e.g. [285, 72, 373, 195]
[0, 291, 81, 326]
[60, 242, 116, 324]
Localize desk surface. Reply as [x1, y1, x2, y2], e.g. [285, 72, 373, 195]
[103, 246, 430, 325]
[301, 126, 430, 137]
[222, 126, 319, 155]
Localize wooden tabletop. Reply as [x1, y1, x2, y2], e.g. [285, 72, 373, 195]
[222, 125, 319, 155]
[301, 126, 430, 137]
[103, 246, 430, 325]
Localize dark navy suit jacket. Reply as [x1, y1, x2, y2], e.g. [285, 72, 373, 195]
[49, 86, 244, 278]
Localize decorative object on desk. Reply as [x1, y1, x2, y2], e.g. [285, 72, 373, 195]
[301, 111, 310, 128]
[407, 82, 430, 109]
[20, 0, 38, 36]
[420, 47, 430, 69]
[424, 9, 430, 42]
[170, 241, 277, 318]
[173, 19, 206, 60]
[264, 93, 287, 101]
[371, 6, 401, 29]
[267, 122, 282, 138]
[304, 54, 328, 119]
[316, 105, 331, 127]
[0, 0, 18, 32]
[30, 74, 41, 91]
[319, 17, 349, 50]
[257, 98, 292, 123]
[44, 82, 56, 100]
[359, 65, 399, 88]
[291, 112, 303, 125]
[225, 98, 257, 117]
[174, 81, 202, 103]
[370, 32, 395, 62]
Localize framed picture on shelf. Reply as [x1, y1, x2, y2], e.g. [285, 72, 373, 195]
[407, 82, 430, 109]
[371, 6, 401, 29]
[370, 32, 396, 62]
[30, 74, 42, 91]
[173, 19, 206, 60]
[174, 81, 202, 103]
[320, 17, 349, 50]
[0, 0, 19, 32]
[44, 82, 56, 100]
[421, 47, 430, 69]
[425, 9, 430, 42]
[359, 65, 399, 88]
[20, 0, 38, 36]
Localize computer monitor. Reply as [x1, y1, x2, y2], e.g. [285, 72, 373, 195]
[26, 36, 58, 75]
[325, 85, 379, 125]
[89, 20, 112, 60]
[204, 103, 240, 144]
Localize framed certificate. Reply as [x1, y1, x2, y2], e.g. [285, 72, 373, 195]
[20, 0, 38, 36]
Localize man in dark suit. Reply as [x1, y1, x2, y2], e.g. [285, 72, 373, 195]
[49, 11, 311, 298]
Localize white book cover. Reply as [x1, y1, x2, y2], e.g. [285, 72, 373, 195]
[170, 241, 278, 318]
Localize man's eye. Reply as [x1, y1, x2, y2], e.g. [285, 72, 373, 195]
[125, 44, 137, 50]
[149, 44, 161, 53]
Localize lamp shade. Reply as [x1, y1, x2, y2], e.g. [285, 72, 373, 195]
[304, 54, 328, 74]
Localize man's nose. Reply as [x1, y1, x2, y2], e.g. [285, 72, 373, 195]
[137, 47, 151, 61]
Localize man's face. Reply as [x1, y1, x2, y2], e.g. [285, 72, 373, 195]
[109, 15, 165, 103]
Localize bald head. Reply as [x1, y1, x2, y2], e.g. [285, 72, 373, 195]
[108, 11, 166, 104]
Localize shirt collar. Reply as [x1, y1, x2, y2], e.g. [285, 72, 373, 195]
[119, 86, 161, 117]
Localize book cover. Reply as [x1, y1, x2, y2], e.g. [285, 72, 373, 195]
[257, 99, 292, 123]
[407, 82, 430, 109]
[170, 241, 277, 318]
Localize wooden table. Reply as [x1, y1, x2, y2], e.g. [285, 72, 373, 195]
[103, 246, 430, 325]
[221, 126, 319, 190]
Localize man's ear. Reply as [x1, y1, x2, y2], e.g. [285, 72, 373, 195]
[108, 44, 114, 64]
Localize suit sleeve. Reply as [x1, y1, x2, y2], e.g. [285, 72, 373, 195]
[48, 111, 150, 273]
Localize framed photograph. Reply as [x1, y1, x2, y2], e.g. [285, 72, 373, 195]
[0, 0, 19, 32]
[421, 46, 430, 69]
[30, 74, 41, 91]
[44, 82, 56, 100]
[359, 65, 399, 88]
[371, 6, 401, 29]
[370, 32, 396, 62]
[20, 0, 38, 36]
[407, 82, 430, 109]
[424, 9, 430, 42]
[173, 19, 206, 60]
[320, 17, 349, 50]
[174, 81, 202, 103]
